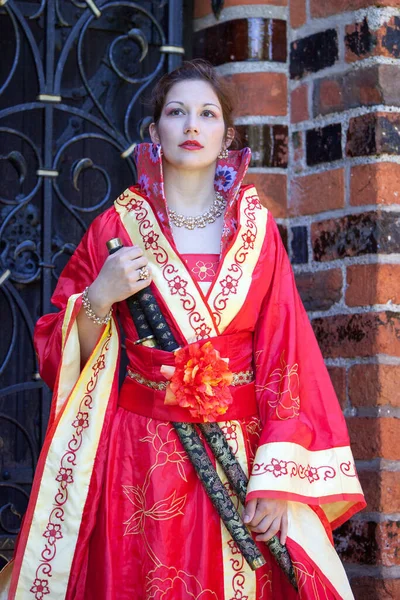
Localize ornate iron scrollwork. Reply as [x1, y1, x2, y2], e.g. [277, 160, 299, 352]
[0, 0, 184, 566]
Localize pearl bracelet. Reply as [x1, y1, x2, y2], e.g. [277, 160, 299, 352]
[81, 287, 113, 325]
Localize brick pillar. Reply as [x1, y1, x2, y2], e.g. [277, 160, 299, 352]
[193, 0, 289, 242]
[289, 1, 400, 598]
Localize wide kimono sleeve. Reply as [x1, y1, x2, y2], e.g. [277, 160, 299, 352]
[34, 207, 121, 428]
[247, 216, 366, 531]
[4, 209, 122, 600]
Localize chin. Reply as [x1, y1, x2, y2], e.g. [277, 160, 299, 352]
[165, 153, 217, 169]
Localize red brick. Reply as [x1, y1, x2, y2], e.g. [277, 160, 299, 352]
[347, 112, 400, 158]
[313, 66, 400, 118]
[291, 84, 308, 124]
[349, 364, 400, 408]
[289, 169, 344, 216]
[334, 519, 378, 564]
[350, 163, 400, 206]
[335, 518, 400, 566]
[225, 73, 287, 117]
[358, 470, 400, 513]
[292, 131, 304, 171]
[347, 417, 400, 460]
[311, 0, 400, 19]
[290, 0, 306, 29]
[194, 0, 287, 18]
[346, 264, 400, 307]
[317, 78, 344, 115]
[346, 17, 400, 63]
[377, 521, 400, 567]
[351, 577, 400, 599]
[244, 173, 287, 218]
[295, 269, 343, 311]
[312, 312, 400, 359]
[327, 366, 346, 408]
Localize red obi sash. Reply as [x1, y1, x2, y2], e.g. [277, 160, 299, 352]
[119, 332, 257, 422]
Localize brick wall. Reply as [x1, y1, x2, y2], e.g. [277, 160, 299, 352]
[193, 1, 400, 597]
[289, 1, 400, 597]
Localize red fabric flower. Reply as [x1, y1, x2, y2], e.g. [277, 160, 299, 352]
[161, 342, 233, 422]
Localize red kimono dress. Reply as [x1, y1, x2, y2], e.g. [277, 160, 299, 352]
[2, 144, 365, 600]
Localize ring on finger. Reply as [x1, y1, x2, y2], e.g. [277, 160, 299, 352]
[138, 266, 150, 281]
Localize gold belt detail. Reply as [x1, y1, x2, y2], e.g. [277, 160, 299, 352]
[127, 368, 254, 391]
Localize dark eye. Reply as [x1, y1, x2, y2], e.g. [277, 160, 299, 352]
[168, 108, 184, 116]
[202, 110, 215, 118]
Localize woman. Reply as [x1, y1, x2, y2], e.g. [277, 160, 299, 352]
[3, 60, 365, 599]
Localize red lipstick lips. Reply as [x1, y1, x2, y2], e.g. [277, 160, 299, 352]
[179, 140, 203, 150]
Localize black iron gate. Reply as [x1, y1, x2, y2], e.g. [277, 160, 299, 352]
[0, 0, 184, 566]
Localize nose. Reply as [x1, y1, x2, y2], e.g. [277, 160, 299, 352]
[184, 114, 199, 135]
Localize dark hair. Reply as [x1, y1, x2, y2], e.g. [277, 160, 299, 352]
[151, 59, 239, 147]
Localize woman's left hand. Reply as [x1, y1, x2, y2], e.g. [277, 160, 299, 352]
[243, 498, 288, 545]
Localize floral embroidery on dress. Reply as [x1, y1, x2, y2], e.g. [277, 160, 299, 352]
[30, 336, 111, 599]
[292, 560, 330, 598]
[265, 458, 288, 478]
[138, 173, 151, 196]
[220, 274, 239, 296]
[149, 144, 161, 163]
[220, 422, 237, 442]
[256, 352, 300, 420]
[126, 197, 143, 212]
[215, 165, 237, 192]
[194, 323, 212, 340]
[245, 416, 262, 463]
[123, 486, 186, 536]
[152, 181, 164, 201]
[251, 457, 358, 483]
[143, 231, 160, 251]
[30, 579, 50, 599]
[72, 411, 89, 434]
[43, 523, 63, 546]
[241, 229, 256, 250]
[168, 275, 188, 296]
[211, 194, 262, 326]
[145, 565, 218, 599]
[55, 467, 73, 487]
[192, 260, 216, 281]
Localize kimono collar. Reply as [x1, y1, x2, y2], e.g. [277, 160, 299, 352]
[132, 142, 252, 252]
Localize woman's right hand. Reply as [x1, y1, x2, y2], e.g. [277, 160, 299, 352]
[87, 245, 152, 316]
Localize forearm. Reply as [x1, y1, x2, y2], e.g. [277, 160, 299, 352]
[76, 245, 151, 364]
[77, 294, 112, 364]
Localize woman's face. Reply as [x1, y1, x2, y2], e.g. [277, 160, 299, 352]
[149, 79, 233, 170]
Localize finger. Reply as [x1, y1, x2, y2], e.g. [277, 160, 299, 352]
[136, 274, 153, 291]
[117, 245, 144, 260]
[128, 272, 153, 295]
[243, 499, 257, 524]
[250, 514, 274, 534]
[134, 265, 152, 284]
[130, 256, 149, 271]
[247, 502, 271, 528]
[255, 516, 281, 542]
[280, 511, 288, 546]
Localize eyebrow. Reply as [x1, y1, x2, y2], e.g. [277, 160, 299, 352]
[165, 101, 221, 109]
